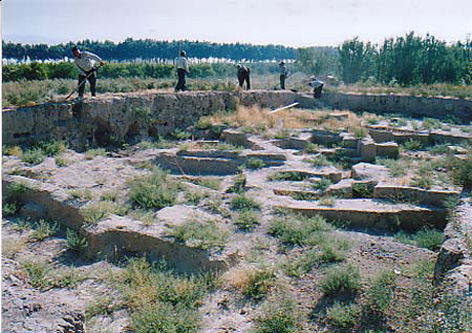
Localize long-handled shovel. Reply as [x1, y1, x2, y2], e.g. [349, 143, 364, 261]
[64, 63, 104, 101]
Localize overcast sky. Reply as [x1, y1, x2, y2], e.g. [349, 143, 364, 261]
[2, 0, 472, 47]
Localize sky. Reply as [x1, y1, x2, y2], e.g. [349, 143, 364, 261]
[2, 0, 472, 47]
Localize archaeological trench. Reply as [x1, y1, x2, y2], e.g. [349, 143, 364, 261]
[2, 90, 472, 332]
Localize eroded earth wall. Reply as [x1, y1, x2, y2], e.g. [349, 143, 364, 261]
[3, 91, 472, 149]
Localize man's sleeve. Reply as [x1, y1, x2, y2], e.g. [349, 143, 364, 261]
[84, 51, 102, 62]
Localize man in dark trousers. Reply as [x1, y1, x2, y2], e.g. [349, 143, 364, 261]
[279, 61, 288, 89]
[237, 64, 250, 90]
[72, 46, 104, 99]
[309, 76, 324, 99]
[175, 50, 190, 92]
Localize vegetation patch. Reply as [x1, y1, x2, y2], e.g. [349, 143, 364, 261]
[129, 169, 179, 211]
[168, 219, 228, 251]
[119, 258, 217, 333]
[234, 210, 260, 231]
[81, 200, 127, 225]
[320, 265, 361, 296]
[394, 229, 444, 251]
[268, 171, 308, 182]
[66, 229, 89, 253]
[269, 214, 333, 246]
[230, 194, 261, 211]
[253, 294, 300, 333]
[30, 220, 58, 242]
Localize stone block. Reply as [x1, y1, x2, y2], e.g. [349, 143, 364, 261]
[278, 198, 447, 231]
[221, 129, 251, 148]
[341, 133, 359, 148]
[86, 215, 239, 274]
[375, 141, 399, 158]
[351, 162, 389, 183]
[368, 128, 394, 143]
[358, 137, 376, 162]
[19, 202, 47, 220]
[374, 184, 461, 207]
[311, 129, 342, 146]
[326, 179, 354, 198]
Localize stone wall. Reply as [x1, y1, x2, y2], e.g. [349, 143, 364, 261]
[3, 90, 471, 149]
[320, 92, 472, 123]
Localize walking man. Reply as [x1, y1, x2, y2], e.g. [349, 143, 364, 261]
[279, 61, 288, 89]
[309, 76, 324, 99]
[72, 46, 104, 99]
[237, 64, 251, 90]
[175, 51, 190, 92]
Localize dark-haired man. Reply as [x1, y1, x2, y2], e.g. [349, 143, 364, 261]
[72, 46, 104, 99]
[237, 64, 251, 90]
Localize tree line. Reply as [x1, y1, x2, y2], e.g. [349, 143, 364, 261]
[337, 33, 472, 85]
[3, 33, 471, 85]
[2, 38, 297, 62]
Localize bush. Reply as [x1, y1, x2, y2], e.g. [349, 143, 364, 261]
[129, 170, 178, 211]
[325, 302, 362, 330]
[402, 139, 423, 151]
[66, 229, 88, 252]
[365, 269, 396, 314]
[320, 265, 361, 296]
[129, 302, 200, 333]
[268, 171, 308, 182]
[228, 172, 246, 194]
[352, 182, 374, 198]
[244, 268, 277, 301]
[21, 148, 45, 165]
[413, 229, 444, 251]
[31, 220, 58, 241]
[311, 178, 332, 191]
[230, 194, 260, 211]
[169, 220, 228, 251]
[81, 201, 127, 225]
[246, 158, 266, 169]
[253, 295, 299, 333]
[269, 214, 333, 246]
[121, 258, 215, 333]
[21, 261, 50, 289]
[234, 210, 260, 231]
[376, 157, 409, 177]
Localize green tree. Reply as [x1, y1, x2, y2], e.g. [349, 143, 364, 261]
[339, 37, 376, 83]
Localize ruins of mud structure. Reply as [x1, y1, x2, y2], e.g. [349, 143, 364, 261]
[2, 90, 472, 332]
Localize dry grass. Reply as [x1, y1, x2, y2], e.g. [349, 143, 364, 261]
[203, 105, 362, 132]
[222, 266, 253, 290]
[2, 237, 27, 259]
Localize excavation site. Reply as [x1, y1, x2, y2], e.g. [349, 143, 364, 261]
[2, 90, 472, 332]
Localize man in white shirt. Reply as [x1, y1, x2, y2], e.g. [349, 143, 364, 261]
[175, 51, 190, 92]
[279, 61, 288, 89]
[72, 46, 104, 98]
[309, 76, 324, 99]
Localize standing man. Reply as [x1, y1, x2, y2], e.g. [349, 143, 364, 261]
[72, 46, 104, 99]
[309, 76, 324, 99]
[175, 51, 190, 92]
[237, 64, 251, 90]
[279, 61, 288, 89]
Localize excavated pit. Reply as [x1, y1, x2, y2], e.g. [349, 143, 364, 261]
[3, 90, 471, 296]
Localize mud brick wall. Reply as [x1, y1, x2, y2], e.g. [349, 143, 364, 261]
[2, 91, 298, 149]
[3, 90, 471, 149]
